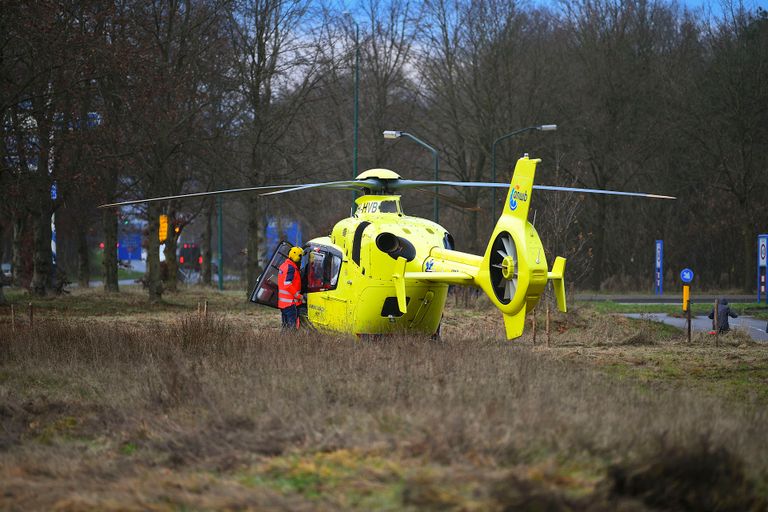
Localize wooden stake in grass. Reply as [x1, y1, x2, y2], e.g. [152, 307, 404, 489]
[546, 301, 551, 348]
[197, 301, 201, 317]
[714, 299, 719, 347]
[204, 300, 208, 317]
[10, 304, 15, 332]
[28, 302, 33, 328]
[532, 309, 537, 345]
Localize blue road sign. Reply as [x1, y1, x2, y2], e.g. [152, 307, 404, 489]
[759, 234, 768, 303]
[118, 234, 142, 261]
[680, 268, 694, 284]
[265, 217, 302, 258]
[654, 240, 663, 294]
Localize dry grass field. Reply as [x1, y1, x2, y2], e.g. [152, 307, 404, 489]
[1, 287, 767, 511]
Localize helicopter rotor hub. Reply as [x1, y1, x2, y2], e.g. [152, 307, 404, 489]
[501, 256, 517, 280]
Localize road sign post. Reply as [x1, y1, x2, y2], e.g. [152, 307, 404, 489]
[758, 234, 767, 303]
[680, 268, 694, 342]
[654, 240, 663, 295]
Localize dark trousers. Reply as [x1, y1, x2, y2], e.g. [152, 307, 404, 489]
[281, 305, 299, 330]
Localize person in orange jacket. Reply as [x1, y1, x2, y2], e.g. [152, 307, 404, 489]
[278, 246, 304, 329]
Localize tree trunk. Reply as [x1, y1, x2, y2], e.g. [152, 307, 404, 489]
[246, 195, 260, 287]
[163, 214, 178, 293]
[102, 209, 119, 292]
[0, 221, 5, 304]
[77, 223, 90, 288]
[590, 196, 607, 291]
[11, 214, 27, 287]
[31, 209, 52, 297]
[147, 203, 163, 302]
[202, 201, 212, 286]
[742, 224, 754, 293]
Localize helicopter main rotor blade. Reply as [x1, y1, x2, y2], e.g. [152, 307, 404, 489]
[532, 185, 676, 200]
[413, 188, 482, 211]
[99, 184, 324, 208]
[391, 180, 675, 200]
[259, 179, 382, 196]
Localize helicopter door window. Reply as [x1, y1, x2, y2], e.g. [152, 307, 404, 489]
[306, 249, 342, 293]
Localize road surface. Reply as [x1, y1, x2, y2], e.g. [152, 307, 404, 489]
[576, 294, 756, 304]
[625, 313, 768, 342]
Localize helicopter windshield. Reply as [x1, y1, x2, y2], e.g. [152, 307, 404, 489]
[303, 244, 343, 293]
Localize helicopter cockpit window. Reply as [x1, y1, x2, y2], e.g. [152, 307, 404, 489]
[304, 246, 343, 293]
[379, 200, 399, 213]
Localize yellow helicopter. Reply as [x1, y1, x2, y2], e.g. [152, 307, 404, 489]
[102, 153, 674, 339]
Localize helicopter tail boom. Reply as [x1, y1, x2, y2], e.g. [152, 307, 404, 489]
[395, 156, 567, 340]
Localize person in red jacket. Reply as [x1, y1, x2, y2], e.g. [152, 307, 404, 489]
[278, 246, 304, 329]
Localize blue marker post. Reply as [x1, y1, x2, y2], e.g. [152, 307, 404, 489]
[654, 240, 663, 295]
[680, 268, 694, 342]
[758, 234, 767, 303]
[50, 182, 58, 283]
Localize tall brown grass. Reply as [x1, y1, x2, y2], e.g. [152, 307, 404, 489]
[1, 314, 766, 510]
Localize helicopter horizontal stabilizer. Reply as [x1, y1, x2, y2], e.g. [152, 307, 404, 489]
[502, 307, 527, 339]
[547, 256, 567, 313]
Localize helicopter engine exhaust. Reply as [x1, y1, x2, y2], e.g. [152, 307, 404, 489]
[376, 232, 416, 261]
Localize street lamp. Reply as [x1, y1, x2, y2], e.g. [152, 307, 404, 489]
[491, 124, 557, 220]
[383, 130, 440, 223]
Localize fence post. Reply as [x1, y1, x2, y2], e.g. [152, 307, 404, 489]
[714, 299, 719, 347]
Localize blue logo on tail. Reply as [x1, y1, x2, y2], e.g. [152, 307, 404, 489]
[509, 186, 527, 212]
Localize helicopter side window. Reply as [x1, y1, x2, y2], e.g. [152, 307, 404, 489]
[305, 248, 342, 293]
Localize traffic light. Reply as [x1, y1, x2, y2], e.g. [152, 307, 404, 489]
[159, 215, 168, 243]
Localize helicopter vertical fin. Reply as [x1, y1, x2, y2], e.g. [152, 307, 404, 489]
[502, 305, 527, 339]
[502, 156, 539, 223]
[393, 256, 408, 313]
[547, 256, 567, 313]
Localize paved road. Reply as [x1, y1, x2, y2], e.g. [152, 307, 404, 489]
[625, 313, 768, 342]
[577, 294, 756, 304]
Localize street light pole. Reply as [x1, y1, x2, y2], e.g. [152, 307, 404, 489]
[383, 130, 440, 223]
[345, 13, 360, 208]
[491, 124, 557, 220]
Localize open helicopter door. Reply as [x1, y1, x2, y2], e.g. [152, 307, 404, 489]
[249, 241, 293, 308]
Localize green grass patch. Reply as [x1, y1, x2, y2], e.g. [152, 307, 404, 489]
[239, 450, 406, 509]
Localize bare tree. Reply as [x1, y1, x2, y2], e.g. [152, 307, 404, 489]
[226, 0, 326, 286]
